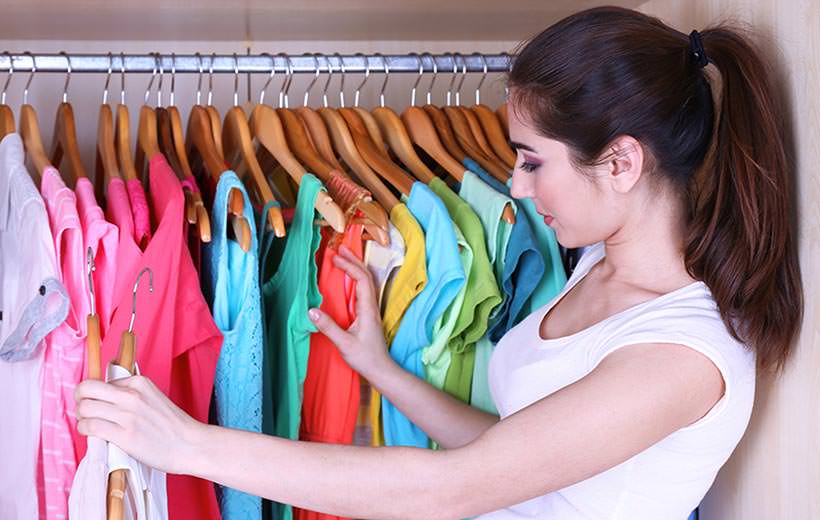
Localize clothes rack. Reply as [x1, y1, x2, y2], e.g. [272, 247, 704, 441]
[0, 53, 514, 75]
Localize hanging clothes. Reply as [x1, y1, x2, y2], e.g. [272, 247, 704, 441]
[428, 178, 501, 404]
[381, 183, 464, 448]
[203, 172, 263, 519]
[125, 178, 151, 248]
[38, 163, 92, 520]
[100, 154, 223, 520]
[422, 223, 472, 391]
[295, 221, 364, 520]
[68, 363, 168, 520]
[259, 174, 324, 520]
[74, 176, 119, 354]
[0, 134, 69, 519]
[367, 203, 427, 447]
[364, 222, 405, 312]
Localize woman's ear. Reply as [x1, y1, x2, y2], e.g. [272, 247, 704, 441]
[600, 135, 645, 194]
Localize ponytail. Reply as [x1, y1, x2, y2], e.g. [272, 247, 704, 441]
[687, 28, 802, 370]
[508, 7, 803, 370]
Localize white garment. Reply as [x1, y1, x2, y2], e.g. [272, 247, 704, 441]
[0, 133, 68, 519]
[69, 363, 168, 520]
[480, 242, 756, 520]
[364, 221, 405, 312]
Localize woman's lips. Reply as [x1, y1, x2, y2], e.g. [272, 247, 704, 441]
[544, 215, 554, 226]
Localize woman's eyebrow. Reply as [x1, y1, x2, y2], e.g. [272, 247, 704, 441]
[510, 141, 536, 152]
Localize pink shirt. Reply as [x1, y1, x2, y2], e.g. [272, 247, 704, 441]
[39, 167, 91, 520]
[100, 154, 223, 520]
[125, 178, 152, 248]
[0, 134, 68, 519]
[74, 177, 118, 340]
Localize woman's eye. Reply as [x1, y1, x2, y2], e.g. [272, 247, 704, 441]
[519, 161, 539, 173]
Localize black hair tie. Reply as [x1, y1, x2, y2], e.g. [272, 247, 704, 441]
[689, 30, 709, 68]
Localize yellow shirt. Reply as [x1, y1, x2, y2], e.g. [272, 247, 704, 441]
[369, 203, 427, 446]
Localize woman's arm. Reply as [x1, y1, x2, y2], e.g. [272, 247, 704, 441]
[307, 246, 497, 448]
[75, 340, 724, 520]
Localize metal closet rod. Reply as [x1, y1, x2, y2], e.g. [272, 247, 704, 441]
[0, 52, 514, 74]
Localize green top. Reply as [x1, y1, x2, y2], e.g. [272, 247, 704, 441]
[429, 178, 501, 403]
[422, 223, 473, 390]
[259, 174, 324, 520]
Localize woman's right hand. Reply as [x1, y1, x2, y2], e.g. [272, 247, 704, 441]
[308, 244, 396, 382]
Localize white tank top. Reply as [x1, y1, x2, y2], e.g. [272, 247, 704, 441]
[478, 242, 756, 520]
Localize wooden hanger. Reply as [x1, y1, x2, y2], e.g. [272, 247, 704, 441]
[278, 107, 388, 235]
[95, 102, 121, 202]
[50, 53, 87, 188]
[401, 106, 465, 180]
[296, 107, 344, 170]
[473, 104, 515, 169]
[85, 248, 102, 382]
[19, 54, 50, 186]
[250, 102, 346, 233]
[113, 55, 139, 182]
[371, 106, 435, 183]
[353, 108, 387, 155]
[444, 105, 510, 183]
[424, 104, 467, 163]
[0, 52, 14, 139]
[319, 106, 400, 211]
[339, 107, 414, 197]
[134, 58, 160, 178]
[223, 54, 286, 238]
[107, 267, 152, 520]
[496, 103, 510, 139]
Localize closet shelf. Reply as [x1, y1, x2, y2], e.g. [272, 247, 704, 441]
[0, 0, 646, 41]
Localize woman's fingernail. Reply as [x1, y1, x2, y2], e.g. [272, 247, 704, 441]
[308, 308, 320, 321]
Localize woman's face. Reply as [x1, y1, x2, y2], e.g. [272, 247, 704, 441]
[507, 106, 620, 249]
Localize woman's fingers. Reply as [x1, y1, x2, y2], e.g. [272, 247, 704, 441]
[76, 417, 126, 441]
[308, 308, 353, 349]
[332, 248, 379, 318]
[76, 396, 132, 428]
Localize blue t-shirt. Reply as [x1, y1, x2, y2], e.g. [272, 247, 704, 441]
[382, 182, 465, 448]
[203, 171, 263, 519]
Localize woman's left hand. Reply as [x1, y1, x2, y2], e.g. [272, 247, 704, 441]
[74, 375, 204, 475]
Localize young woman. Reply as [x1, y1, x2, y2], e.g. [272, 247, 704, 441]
[74, 6, 802, 519]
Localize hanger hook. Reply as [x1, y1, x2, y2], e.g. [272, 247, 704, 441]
[303, 54, 321, 107]
[2, 52, 13, 106]
[23, 52, 35, 105]
[156, 53, 165, 107]
[143, 53, 157, 105]
[59, 51, 71, 103]
[232, 53, 239, 107]
[208, 53, 216, 106]
[170, 52, 177, 106]
[194, 52, 203, 105]
[446, 52, 459, 107]
[120, 52, 126, 105]
[258, 52, 275, 105]
[375, 53, 389, 108]
[102, 52, 113, 105]
[409, 52, 423, 107]
[474, 53, 487, 105]
[321, 54, 333, 108]
[423, 52, 438, 106]
[501, 51, 511, 100]
[86, 247, 97, 317]
[334, 53, 346, 108]
[353, 53, 371, 108]
[454, 53, 468, 107]
[129, 267, 154, 333]
[278, 53, 293, 109]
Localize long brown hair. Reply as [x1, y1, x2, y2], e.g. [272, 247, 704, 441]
[508, 6, 802, 371]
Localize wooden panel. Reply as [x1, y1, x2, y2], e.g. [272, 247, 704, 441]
[638, 1, 820, 518]
[0, 0, 645, 41]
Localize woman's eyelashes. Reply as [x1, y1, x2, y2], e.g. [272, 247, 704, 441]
[517, 155, 542, 173]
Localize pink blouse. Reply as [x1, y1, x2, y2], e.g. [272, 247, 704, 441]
[100, 154, 223, 520]
[39, 167, 90, 520]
